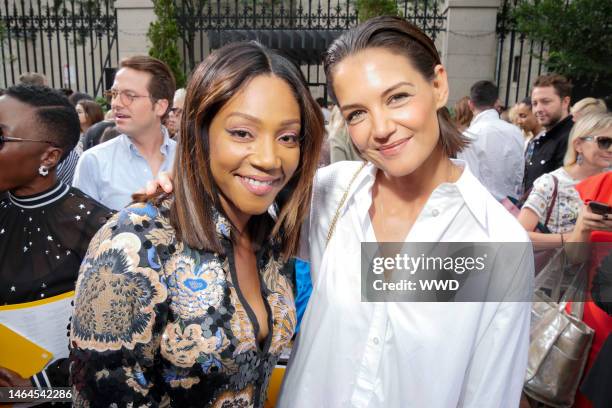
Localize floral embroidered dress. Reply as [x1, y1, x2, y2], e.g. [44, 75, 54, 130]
[522, 167, 581, 233]
[69, 199, 296, 408]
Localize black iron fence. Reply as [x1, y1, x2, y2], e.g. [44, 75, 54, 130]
[0, 0, 118, 97]
[174, 0, 446, 99]
[495, 0, 547, 108]
[0, 0, 446, 99]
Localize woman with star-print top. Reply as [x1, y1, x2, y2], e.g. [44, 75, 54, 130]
[0, 84, 113, 399]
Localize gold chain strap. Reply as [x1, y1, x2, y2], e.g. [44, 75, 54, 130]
[325, 162, 367, 247]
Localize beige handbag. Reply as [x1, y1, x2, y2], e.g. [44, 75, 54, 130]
[524, 258, 594, 407]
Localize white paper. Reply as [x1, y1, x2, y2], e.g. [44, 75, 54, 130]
[0, 294, 73, 361]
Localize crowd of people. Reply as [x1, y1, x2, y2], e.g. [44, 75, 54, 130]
[0, 14, 611, 408]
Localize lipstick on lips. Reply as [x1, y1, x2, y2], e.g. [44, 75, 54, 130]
[237, 175, 280, 196]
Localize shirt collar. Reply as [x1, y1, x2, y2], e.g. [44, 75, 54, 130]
[8, 182, 70, 209]
[349, 159, 488, 232]
[214, 209, 232, 240]
[543, 114, 573, 139]
[122, 126, 172, 156]
[470, 109, 499, 126]
[450, 159, 488, 230]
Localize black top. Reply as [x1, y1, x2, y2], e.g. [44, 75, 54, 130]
[523, 115, 574, 192]
[0, 182, 113, 304]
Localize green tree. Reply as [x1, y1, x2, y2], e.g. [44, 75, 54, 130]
[356, 0, 399, 22]
[511, 0, 612, 88]
[148, 0, 186, 87]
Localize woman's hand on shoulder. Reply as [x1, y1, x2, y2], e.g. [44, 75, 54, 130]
[135, 171, 174, 195]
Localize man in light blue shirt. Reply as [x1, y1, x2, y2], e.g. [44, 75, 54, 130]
[74, 56, 176, 210]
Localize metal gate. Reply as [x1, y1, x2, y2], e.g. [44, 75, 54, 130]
[0, 0, 118, 97]
[174, 0, 446, 100]
[495, 0, 548, 108]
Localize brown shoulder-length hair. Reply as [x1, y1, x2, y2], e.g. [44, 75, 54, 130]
[171, 41, 324, 258]
[78, 100, 104, 127]
[323, 16, 467, 157]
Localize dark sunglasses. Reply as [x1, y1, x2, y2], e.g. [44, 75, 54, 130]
[169, 107, 183, 115]
[582, 135, 612, 150]
[0, 127, 57, 150]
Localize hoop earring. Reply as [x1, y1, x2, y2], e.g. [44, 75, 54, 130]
[38, 165, 49, 176]
[576, 153, 584, 166]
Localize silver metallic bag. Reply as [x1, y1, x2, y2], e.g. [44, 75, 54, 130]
[524, 257, 594, 408]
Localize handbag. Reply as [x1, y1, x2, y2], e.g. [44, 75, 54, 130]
[524, 258, 594, 408]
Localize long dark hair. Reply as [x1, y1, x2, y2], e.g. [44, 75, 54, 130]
[171, 41, 324, 257]
[324, 16, 467, 157]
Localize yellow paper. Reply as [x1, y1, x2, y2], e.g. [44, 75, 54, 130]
[0, 323, 53, 378]
[0, 291, 74, 379]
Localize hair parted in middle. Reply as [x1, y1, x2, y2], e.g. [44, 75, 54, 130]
[171, 41, 324, 257]
[323, 15, 468, 157]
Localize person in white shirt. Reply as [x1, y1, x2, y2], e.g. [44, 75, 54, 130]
[148, 17, 534, 408]
[458, 80, 525, 200]
[278, 17, 533, 408]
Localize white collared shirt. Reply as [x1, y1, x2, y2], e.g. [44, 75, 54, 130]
[458, 109, 525, 200]
[73, 127, 176, 210]
[278, 160, 533, 408]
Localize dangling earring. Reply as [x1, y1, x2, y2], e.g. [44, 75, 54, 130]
[38, 165, 49, 176]
[576, 153, 584, 166]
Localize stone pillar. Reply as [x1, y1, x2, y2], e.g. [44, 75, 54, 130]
[440, 0, 501, 107]
[114, 0, 156, 60]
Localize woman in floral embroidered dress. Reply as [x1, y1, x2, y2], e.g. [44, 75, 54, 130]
[69, 42, 324, 408]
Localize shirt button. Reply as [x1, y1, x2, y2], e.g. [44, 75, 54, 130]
[529, 162, 533, 165]
[432, 209, 440, 217]
[540, 160, 546, 164]
[373, 337, 380, 345]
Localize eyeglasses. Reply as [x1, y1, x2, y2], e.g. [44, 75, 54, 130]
[581, 135, 612, 150]
[169, 107, 183, 116]
[0, 127, 56, 151]
[104, 89, 151, 106]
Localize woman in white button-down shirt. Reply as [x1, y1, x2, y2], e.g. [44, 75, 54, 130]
[278, 17, 534, 408]
[149, 17, 534, 408]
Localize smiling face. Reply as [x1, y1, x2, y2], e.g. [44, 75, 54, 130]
[208, 74, 301, 227]
[516, 102, 538, 133]
[575, 126, 612, 169]
[331, 47, 448, 178]
[531, 86, 569, 129]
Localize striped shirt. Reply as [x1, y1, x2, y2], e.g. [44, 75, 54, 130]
[56, 148, 80, 186]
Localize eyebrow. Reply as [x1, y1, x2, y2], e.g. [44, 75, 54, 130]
[340, 81, 416, 112]
[226, 112, 300, 126]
